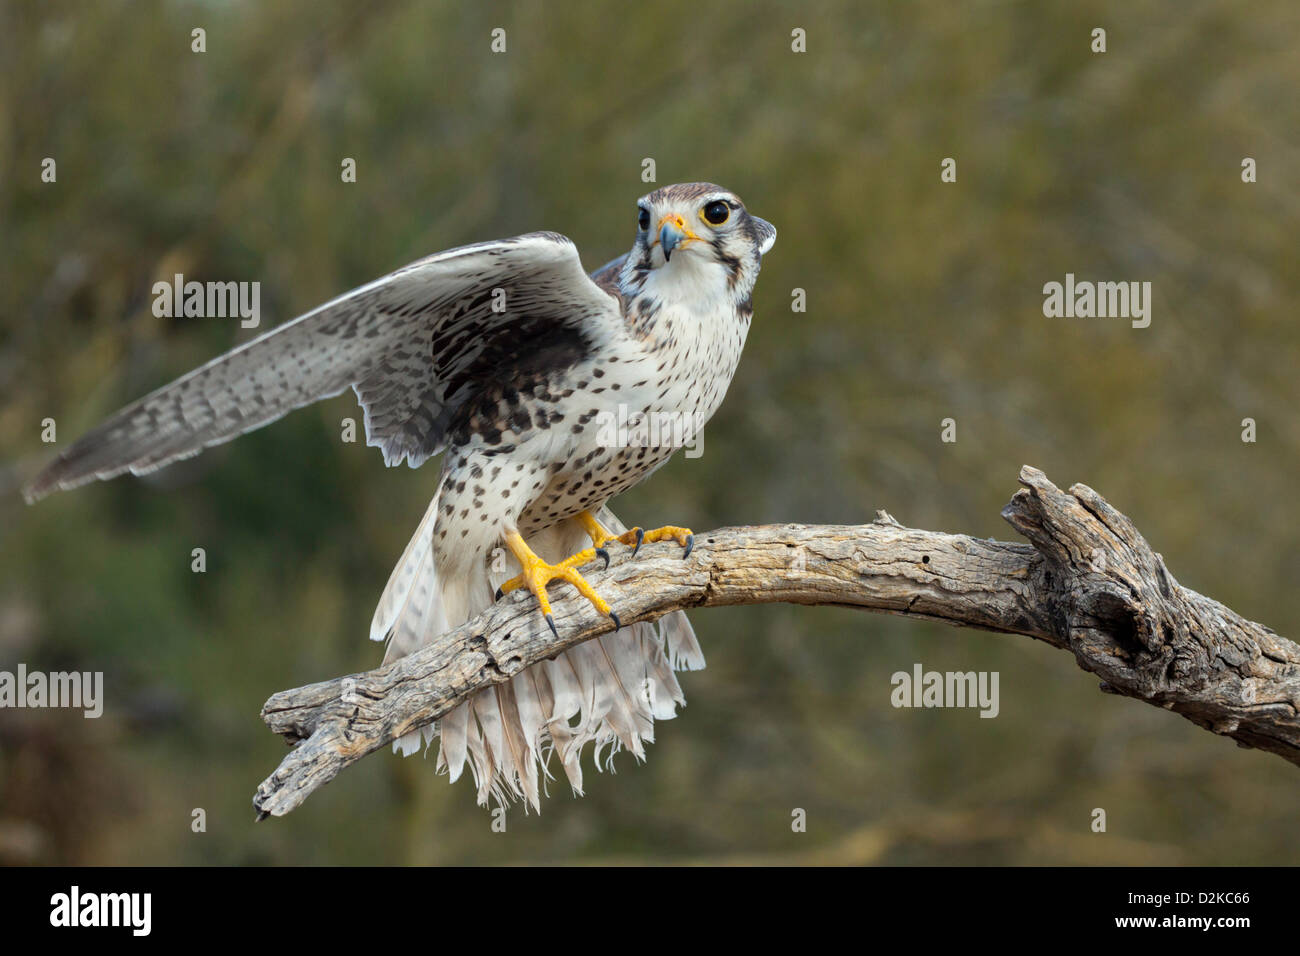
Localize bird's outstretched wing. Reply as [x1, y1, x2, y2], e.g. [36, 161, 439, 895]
[25, 232, 623, 502]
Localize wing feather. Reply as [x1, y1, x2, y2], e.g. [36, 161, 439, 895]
[25, 233, 622, 502]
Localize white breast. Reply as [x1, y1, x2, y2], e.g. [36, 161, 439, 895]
[634, 255, 751, 431]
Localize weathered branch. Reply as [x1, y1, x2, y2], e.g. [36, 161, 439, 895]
[252, 466, 1300, 818]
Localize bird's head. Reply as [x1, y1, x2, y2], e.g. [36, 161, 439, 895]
[619, 182, 776, 302]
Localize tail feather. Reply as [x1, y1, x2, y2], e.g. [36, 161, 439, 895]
[371, 473, 447, 645]
[437, 698, 469, 783]
[543, 654, 584, 726]
[662, 611, 706, 671]
[495, 684, 541, 810]
[373, 490, 704, 810]
[461, 708, 500, 806]
[639, 628, 686, 719]
[567, 639, 647, 758]
[542, 656, 588, 793]
[511, 668, 555, 789]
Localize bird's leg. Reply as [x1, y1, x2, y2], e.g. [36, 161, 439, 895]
[494, 530, 620, 637]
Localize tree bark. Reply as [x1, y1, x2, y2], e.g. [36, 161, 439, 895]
[252, 466, 1300, 818]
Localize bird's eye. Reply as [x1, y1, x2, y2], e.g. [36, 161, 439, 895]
[638, 208, 650, 231]
[702, 200, 730, 226]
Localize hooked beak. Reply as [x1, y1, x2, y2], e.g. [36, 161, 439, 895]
[657, 214, 696, 262]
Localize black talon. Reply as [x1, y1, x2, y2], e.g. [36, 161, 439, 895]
[494, 585, 504, 601]
[682, 533, 695, 560]
[595, 546, 610, 569]
[630, 527, 645, 558]
[610, 611, 621, 632]
[544, 613, 558, 639]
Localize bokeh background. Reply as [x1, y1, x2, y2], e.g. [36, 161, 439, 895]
[1, 0, 1297, 865]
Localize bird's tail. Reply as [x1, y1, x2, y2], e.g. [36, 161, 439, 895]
[370, 486, 704, 811]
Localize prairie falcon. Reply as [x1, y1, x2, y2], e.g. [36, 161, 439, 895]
[26, 182, 777, 809]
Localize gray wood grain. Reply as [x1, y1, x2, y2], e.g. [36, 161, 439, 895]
[252, 466, 1300, 818]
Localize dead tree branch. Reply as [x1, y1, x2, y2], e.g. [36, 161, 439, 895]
[252, 466, 1300, 818]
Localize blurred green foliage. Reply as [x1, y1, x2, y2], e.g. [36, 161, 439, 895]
[1, 0, 1297, 864]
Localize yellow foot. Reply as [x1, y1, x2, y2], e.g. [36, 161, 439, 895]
[495, 530, 620, 637]
[574, 511, 643, 569]
[574, 511, 696, 565]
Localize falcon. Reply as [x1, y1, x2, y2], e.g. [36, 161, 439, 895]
[25, 182, 777, 810]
